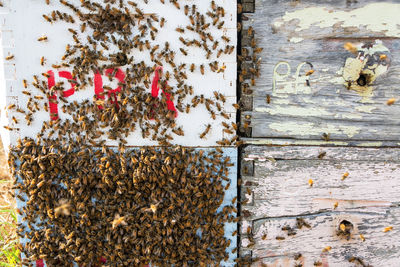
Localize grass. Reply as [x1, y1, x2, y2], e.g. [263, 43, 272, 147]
[0, 207, 20, 267]
[0, 141, 20, 267]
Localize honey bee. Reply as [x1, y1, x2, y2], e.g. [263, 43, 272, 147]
[317, 151, 326, 159]
[359, 234, 365, 242]
[80, 22, 86, 33]
[179, 48, 188, 56]
[383, 226, 393, 232]
[6, 104, 15, 110]
[128, 1, 137, 6]
[179, 37, 186, 45]
[42, 14, 52, 22]
[387, 98, 396, 105]
[200, 64, 204, 75]
[200, 124, 211, 139]
[322, 246, 332, 253]
[237, 22, 242, 32]
[341, 172, 349, 180]
[344, 42, 358, 54]
[237, 3, 243, 14]
[172, 0, 180, 9]
[40, 56, 46, 66]
[68, 28, 77, 35]
[220, 112, 229, 119]
[306, 69, 315, 76]
[22, 79, 28, 88]
[160, 17, 165, 27]
[189, 63, 195, 72]
[112, 214, 127, 229]
[38, 35, 48, 42]
[322, 133, 330, 141]
[5, 54, 14, 60]
[42, 72, 50, 78]
[176, 27, 185, 33]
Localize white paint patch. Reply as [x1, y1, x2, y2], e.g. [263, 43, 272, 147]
[357, 142, 383, 147]
[288, 37, 304, 43]
[274, 3, 400, 40]
[269, 121, 360, 138]
[335, 113, 363, 120]
[356, 105, 377, 113]
[255, 106, 332, 117]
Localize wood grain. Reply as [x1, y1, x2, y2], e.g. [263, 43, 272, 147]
[241, 0, 400, 142]
[245, 208, 400, 267]
[240, 145, 400, 266]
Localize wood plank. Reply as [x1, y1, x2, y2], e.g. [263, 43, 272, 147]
[240, 145, 400, 266]
[241, 0, 400, 142]
[243, 208, 400, 267]
[242, 138, 400, 147]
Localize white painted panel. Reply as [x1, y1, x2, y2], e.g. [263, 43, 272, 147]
[0, 0, 237, 149]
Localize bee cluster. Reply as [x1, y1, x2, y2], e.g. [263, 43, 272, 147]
[9, 140, 237, 266]
[3, 0, 243, 266]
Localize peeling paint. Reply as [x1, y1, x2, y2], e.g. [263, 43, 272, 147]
[335, 113, 363, 120]
[271, 98, 290, 105]
[274, 3, 400, 42]
[355, 105, 376, 113]
[255, 106, 332, 117]
[288, 37, 303, 43]
[242, 138, 349, 146]
[357, 142, 383, 147]
[273, 61, 315, 94]
[269, 122, 360, 138]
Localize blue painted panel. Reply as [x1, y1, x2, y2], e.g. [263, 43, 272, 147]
[15, 147, 238, 266]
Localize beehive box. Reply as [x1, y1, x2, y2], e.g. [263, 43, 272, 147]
[0, 0, 237, 148]
[0, 0, 238, 266]
[238, 0, 400, 266]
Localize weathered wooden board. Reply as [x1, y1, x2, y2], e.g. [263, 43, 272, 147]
[240, 145, 400, 266]
[241, 0, 400, 142]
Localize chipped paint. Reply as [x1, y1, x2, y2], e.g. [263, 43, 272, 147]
[351, 85, 375, 103]
[335, 113, 363, 120]
[271, 98, 290, 105]
[274, 3, 400, 42]
[273, 61, 314, 94]
[355, 105, 377, 113]
[357, 142, 383, 147]
[242, 138, 349, 146]
[288, 37, 303, 43]
[343, 58, 364, 82]
[269, 121, 360, 138]
[255, 106, 332, 117]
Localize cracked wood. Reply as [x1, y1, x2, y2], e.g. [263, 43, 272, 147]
[240, 145, 400, 266]
[241, 0, 400, 142]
